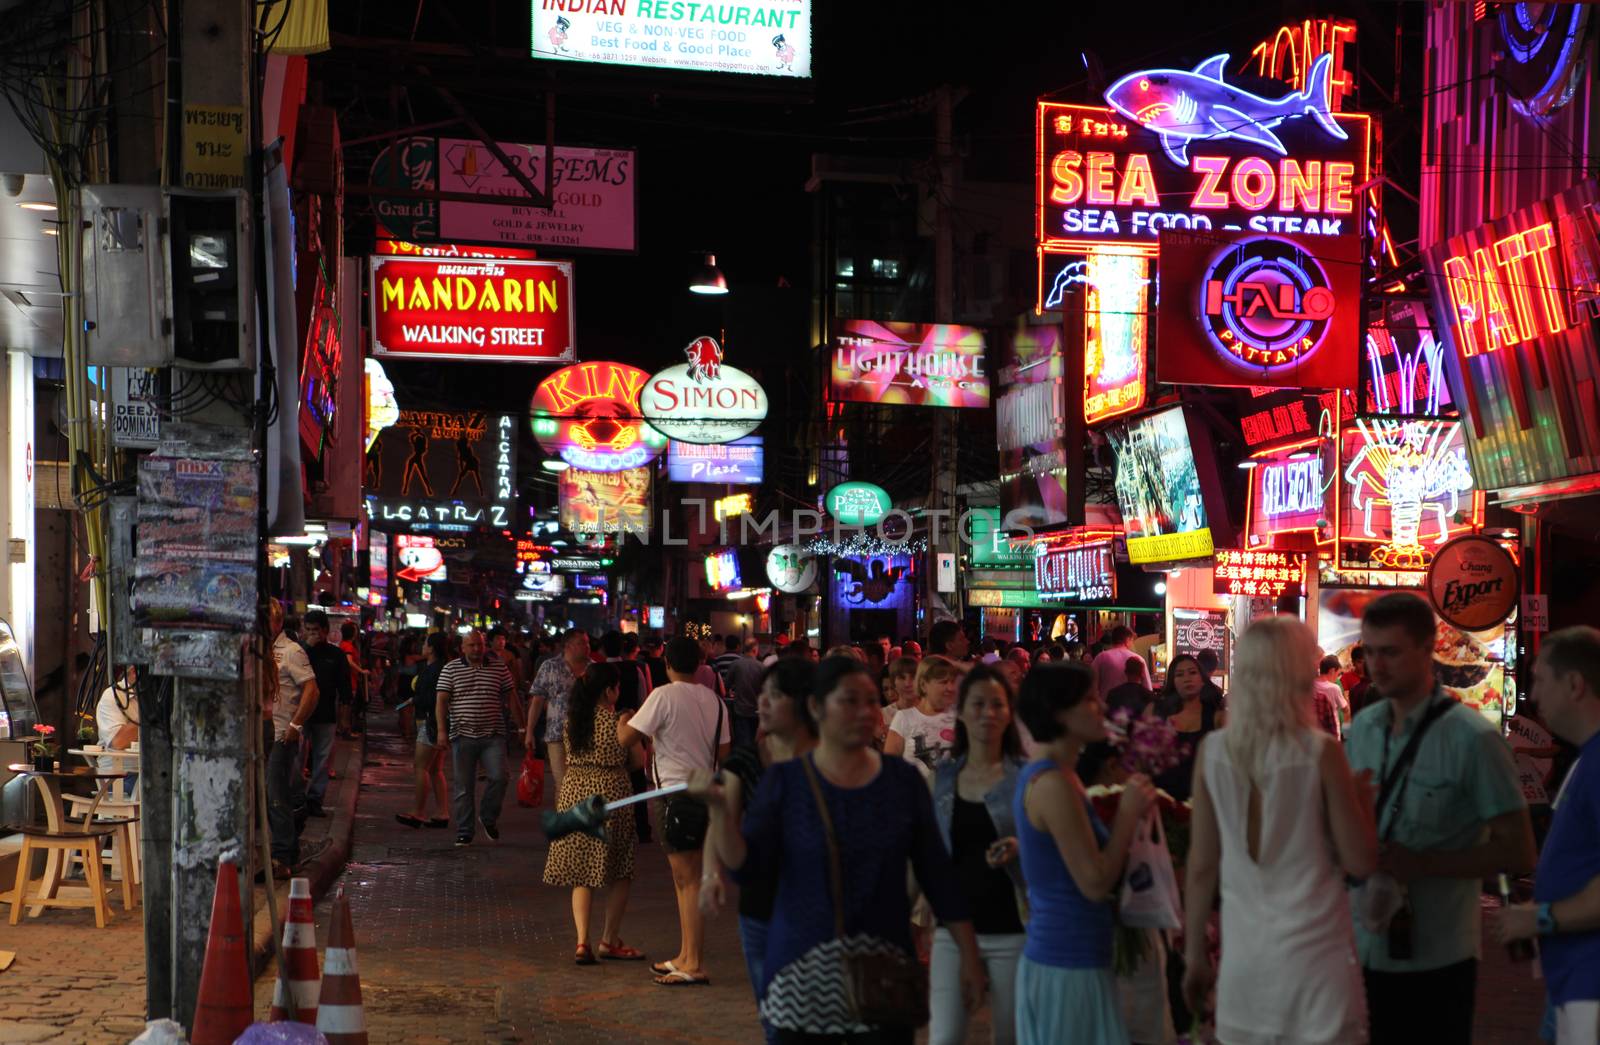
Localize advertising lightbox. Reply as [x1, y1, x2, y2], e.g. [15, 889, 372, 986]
[705, 548, 742, 592]
[1338, 418, 1478, 570]
[641, 337, 767, 445]
[364, 410, 516, 530]
[531, 3, 812, 79]
[996, 322, 1071, 531]
[1034, 541, 1116, 601]
[530, 361, 664, 472]
[830, 321, 989, 408]
[1082, 252, 1150, 424]
[1213, 548, 1305, 600]
[1246, 445, 1335, 544]
[394, 534, 449, 583]
[558, 466, 651, 535]
[667, 437, 763, 484]
[1109, 406, 1227, 564]
[369, 256, 575, 364]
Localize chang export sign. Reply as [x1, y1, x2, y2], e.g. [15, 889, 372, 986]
[530, 361, 664, 472]
[640, 337, 767, 445]
[369, 256, 576, 364]
[1427, 535, 1519, 631]
[531, 1, 812, 79]
[825, 482, 891, 527]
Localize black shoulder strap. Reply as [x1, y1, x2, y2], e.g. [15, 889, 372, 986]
[709, 690, 724, 770]
[1376, 697, 1457, 837]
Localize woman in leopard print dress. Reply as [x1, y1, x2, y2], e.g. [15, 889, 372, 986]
[542, 663, 643, 964]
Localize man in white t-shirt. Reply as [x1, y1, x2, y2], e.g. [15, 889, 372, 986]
[618, 637, 730, 986]
[1092, 625, 1151, 699]
[96, 666, 140, 785]
[1314, 654, 1350, 738]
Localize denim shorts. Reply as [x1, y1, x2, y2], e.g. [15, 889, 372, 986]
[416, 719, 437, 747]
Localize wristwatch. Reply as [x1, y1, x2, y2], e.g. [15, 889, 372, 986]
[1537, 902, 1558, 936]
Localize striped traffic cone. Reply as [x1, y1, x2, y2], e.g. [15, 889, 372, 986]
[316, 885, 367, 1044]
[190, 857, 252, 1045]
[269, 876, 320, 1024]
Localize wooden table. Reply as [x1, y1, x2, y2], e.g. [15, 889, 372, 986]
[3, 764, 129, 916]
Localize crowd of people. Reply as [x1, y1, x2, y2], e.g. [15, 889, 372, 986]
[269, 600, 1600, 1045]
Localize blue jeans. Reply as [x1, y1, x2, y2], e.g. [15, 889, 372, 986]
[303, 722, 337, 806]
[450, 734, 507, 836]
[267, 735, 302, 864]
[738, 914, 777, 1045]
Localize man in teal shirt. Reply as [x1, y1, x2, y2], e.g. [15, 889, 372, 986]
[1346, 591, 1534, 1045]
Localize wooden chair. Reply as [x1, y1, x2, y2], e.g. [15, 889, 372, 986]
[62, 811, 140, 912]
[64, 792, 141, 895]
[5, 822, 116, 927]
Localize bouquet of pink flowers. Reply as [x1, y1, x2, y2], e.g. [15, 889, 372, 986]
[1109, 706, 1190, 778]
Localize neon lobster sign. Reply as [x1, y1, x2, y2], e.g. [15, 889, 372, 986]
[1340, 419, 1478, 570]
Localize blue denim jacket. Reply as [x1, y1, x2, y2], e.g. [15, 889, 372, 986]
[932, 754, 1029, 913]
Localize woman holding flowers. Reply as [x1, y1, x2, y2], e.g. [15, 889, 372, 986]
[1181, 616, 1377, 1045]
[1013, 662, 1155, 1045]
[1156, 655, 1221, 802]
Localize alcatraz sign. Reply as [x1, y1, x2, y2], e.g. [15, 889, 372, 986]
[1037, 53, 1369, 254]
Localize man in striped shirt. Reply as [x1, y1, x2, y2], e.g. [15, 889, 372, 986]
[436, 629, 516, 847]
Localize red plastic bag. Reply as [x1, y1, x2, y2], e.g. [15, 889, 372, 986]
[517, 751, 545, 808]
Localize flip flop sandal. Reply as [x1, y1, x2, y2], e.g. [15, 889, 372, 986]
[650, 960, 679, 976]
[653, 970, 710, 986]
[395, 814, 424, 828]
[598, 941, 645, 961]
[575, 944, 598, 966]
[426, 818, 449, 829]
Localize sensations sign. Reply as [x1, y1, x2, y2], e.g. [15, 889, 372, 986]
[640, 337, 767, 445]
[830, 321, 989, 408]
[370, 257, 575, 364]
[531, 1, 812, 79]
[1157, 229, 1360, 389]
[1037, 53, 1370, 253]
[530, 361, 664, 472]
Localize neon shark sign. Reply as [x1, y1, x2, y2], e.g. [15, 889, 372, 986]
[1104, 53, 1347, 168]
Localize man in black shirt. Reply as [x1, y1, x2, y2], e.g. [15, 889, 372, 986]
[301, 609, 352, 818]
[602, 630, 655, 842]
[1104, 656, 1155, 719]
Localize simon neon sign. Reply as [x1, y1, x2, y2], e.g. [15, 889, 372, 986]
[1038, 57, 1370, 255]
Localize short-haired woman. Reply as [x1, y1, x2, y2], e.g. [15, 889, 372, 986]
[690, 656, 988, 1044]
[1013, 663, 1155, 1045]
[884, 654, 963, 780]
[542, 663, 644, 965]
[1181, 616, 1376, 1045]
[930, 665, 1028, 1045]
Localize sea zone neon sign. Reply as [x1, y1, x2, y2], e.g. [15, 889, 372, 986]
[1037, 55, 1370, 256]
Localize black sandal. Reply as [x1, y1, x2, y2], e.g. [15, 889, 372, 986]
[575, 944, 598, 966]
[425, 817, 449, 829]
[395, 813, 424, 828]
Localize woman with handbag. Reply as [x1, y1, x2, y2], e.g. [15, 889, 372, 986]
[543, 663, 646, 964]
[1180, 617, 1376, 1045]
[1014, 662, 1156, 1045]
[689, 655, 988, 1044]
[929, 664, 1028, 1045]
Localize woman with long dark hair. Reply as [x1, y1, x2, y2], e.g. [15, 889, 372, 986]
[700, 658, 818, 1045]
[397, 632, 451, 829]
[1156, 654, 1222, 802]
[542, 662, 644, 964]
[689, 656, 987, 1043]
[930, 664, 1028, 1045]
[1014, 662, 1155, 1045]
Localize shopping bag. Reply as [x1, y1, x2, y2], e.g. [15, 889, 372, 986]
[517, 751, 545, 808]
[1118, 809, 1183, 929]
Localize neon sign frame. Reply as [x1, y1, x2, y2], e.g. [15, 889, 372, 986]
[1338, 419, 1482, 571]
[1083, 250, 1150, 424]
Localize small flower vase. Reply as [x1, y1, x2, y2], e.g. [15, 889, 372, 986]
[32, 753, 54, 773]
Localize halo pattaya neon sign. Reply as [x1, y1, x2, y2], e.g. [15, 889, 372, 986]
[1341, 419, 1477, 570]
[530, 361, 666, 473]
[1199, 235, 1337, 369]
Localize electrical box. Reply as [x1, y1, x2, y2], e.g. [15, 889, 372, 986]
[80, 184, 172, 367]
[168, 188, 255, 371]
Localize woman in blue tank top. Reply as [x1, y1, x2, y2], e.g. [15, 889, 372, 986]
[1012, 662, 1156, 1045]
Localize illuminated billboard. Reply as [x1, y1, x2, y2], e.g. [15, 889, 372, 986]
[1424, 179, 1600, 494]
[531, 3, 812, 79]
[369, 256, 575, 364]
[1109, 406, 1223, 564]
[996, 322, 1070, 530]
[1213, 548, 1305, 600]
[1339, 419, 1479, 570]
[1037, 54, 1370, 255]
[558, 466, 651, 536]
[1156, 229, 1361, 390]
[530, 361, 665, 472]
[364, 410, 516, 530]
[1245, 444, 1336, 545]
[830, 321, 989, 408]
[1363, 297, 1453, 418]
[705, 548, 742, 592]
[394, 535, 449, 583]
[1082, 252, 1150, 424]
[1034, 541, 1116, 601]
[640, 337, 767, 445]
[667, 437, 763, 484]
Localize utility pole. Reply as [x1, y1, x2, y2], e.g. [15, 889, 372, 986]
[928, 84, 960, 630]
[141, 0, 258, 1025]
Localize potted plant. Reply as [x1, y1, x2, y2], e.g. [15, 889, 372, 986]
[29, 723, 57, 772]
[76, 711, 97, 746]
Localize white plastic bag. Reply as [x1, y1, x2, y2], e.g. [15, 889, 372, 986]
[1118, 810, 1183, 930]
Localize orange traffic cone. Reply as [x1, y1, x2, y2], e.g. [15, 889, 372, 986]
[316, 885, 368, 1045]
[190, 857, 252, 1045]
[269, 876, 320, 1024]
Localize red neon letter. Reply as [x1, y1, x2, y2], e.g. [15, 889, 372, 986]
[1191, 157, 1230, 209]
[1493, 232, 1537, 340]
[1520, 222, 1568, 333]
[1117, 153, 1160, 207]
[1324, 162, 1355, 213]
[1232, 157, 1276, 211]
[1441, 254, 1483, 358]
[1085, 152, 1116, 206]
[1049, 150, 1083, 205]
[1278, 159, 1322, 212]
[1473, 246, 1521, 351]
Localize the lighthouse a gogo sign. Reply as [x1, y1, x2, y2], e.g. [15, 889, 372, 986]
[641, 337, 768, 445]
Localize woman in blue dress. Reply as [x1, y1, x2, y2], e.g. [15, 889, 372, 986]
[1013, 662, 1156, 1045]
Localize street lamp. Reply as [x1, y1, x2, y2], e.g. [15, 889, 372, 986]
[689, 253, 729, 295]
